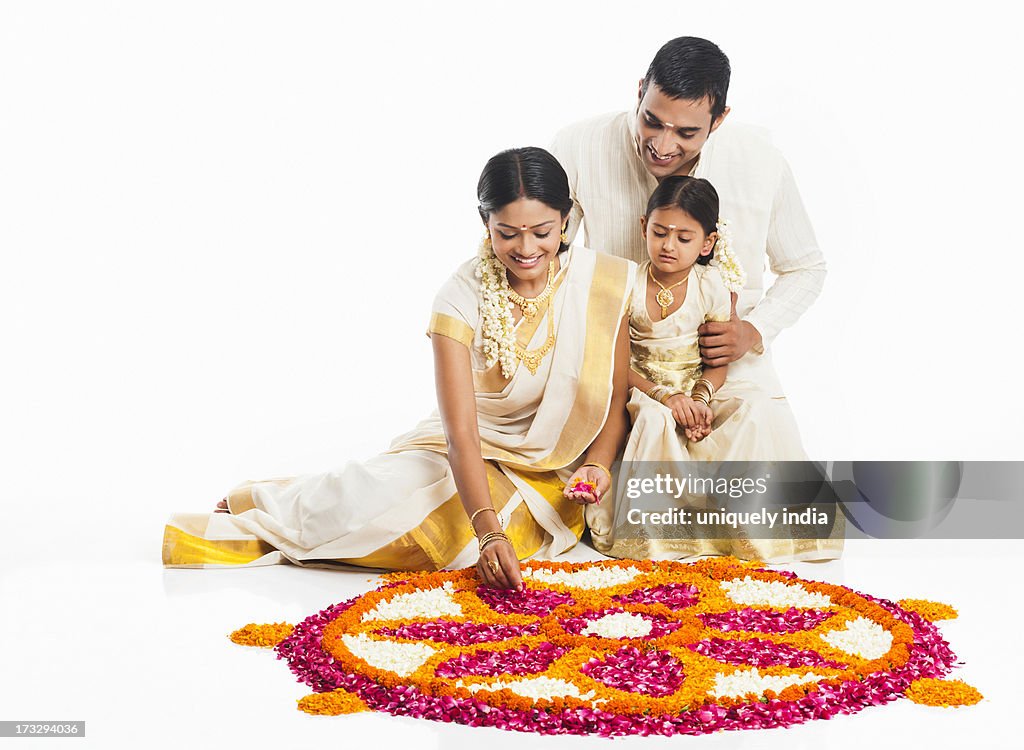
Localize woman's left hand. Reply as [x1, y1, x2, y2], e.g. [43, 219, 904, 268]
[563, 465, 609, 505]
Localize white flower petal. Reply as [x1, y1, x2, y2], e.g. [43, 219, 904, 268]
[523, 565, 643, 590]
[720, 576, 832, 608]
[361, 581, 461, 622]
[820, 616, 893, 660]
[341, 633, 436, 677]
[710, 668, 825, 699]
[581, 611, 653, 639]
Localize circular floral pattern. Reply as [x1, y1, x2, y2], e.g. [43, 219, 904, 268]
[247, 557, 979, 737]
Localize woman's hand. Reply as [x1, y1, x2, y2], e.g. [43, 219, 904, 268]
[477, 538, 523, 591]
[563, 464, 609, 505]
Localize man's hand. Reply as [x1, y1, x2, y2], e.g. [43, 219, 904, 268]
[697, 292, 762, 367]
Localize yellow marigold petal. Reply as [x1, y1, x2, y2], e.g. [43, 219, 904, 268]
[298, 689, 369, 715]
[229, 622, 294, 648]
[905, 678, 983, 707]
[897, 599, 958, 621]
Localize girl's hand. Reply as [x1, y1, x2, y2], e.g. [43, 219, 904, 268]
[664, 393, 702, 428]
[563, 464, 609, 505]
[683, 401, 714, 442]
[477, 538, 523, 591]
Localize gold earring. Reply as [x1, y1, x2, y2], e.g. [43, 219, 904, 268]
[482, 231, 492, 249]
[560, 225, 568, 243]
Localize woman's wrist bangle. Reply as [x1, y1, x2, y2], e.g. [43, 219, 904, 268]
[478, 531, 510, 552]
[470, 506, 498, 535]
[581, 461, 612, 484]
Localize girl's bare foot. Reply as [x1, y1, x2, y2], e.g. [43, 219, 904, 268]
[215, 498, 230, 513]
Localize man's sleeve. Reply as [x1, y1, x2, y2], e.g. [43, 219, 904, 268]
[549, 126, 585, 245]
[743, 155, 827, 352]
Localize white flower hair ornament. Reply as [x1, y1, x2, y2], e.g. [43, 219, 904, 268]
[708, 218, 746, 294]
[474, 233, 519, 378]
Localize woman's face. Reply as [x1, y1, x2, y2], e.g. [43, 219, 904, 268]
[485, 198, 564, 286]
[641, 206, 716, 275]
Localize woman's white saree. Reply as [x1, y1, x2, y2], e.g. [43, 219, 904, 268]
[162, 246, 636, 570]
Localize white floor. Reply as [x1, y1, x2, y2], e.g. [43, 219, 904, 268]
[2, 533, 1021, 750]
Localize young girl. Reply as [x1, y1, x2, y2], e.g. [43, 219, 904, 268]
[589, 176, 843, 563]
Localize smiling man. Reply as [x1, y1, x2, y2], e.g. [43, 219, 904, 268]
[551, 37, 841, 561]
[552, 36, 825, 387]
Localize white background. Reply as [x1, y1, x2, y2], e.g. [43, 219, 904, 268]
[1, 2, 1022, 748]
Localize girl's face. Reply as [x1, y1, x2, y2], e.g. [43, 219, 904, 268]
[641, 206, 716, 276]
[485, 198, 564, 286]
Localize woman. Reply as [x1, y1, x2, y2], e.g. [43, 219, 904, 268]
[162, 147, 637, 589]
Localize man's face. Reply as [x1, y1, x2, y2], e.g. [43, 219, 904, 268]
[634, 83, 728, 180]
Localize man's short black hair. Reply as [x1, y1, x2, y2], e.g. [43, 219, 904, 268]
[641, 37, 731, 118]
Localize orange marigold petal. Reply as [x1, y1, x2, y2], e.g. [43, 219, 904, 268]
[229, 622, 294, 648]
[298, 689, 369, 715]
[898, 599, 958, 622]
[905, 678, 983, 707]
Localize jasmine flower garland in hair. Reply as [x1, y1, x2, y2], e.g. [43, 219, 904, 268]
[475, 235, 519, 378]
[708, 218, 746, 293]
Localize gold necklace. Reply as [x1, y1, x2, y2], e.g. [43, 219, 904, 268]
[507, 260, 555, 321]
[514, 305, 555, 375]
[648, 264, 690, 318]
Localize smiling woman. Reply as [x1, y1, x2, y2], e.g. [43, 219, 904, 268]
[162, 147, 638, 589]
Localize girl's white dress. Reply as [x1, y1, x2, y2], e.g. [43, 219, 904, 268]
[587, 260, 844, 563]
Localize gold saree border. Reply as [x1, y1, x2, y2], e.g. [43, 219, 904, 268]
[162, 524, 276, 566]
[541, 252, 631, 468]
[428, 312, 475, 348]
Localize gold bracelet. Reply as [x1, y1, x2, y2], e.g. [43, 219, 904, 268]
[694, 377, 716, 397]
[478, 531, 510, 552]
[690, 382, 712, 403]
[469, 506, 497, 533]
[645, 384, 665, 402]
[581, 461, 612, 484]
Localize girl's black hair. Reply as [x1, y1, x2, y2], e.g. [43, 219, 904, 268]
[644, 176, 719, 265]
[477, 147, 572, 251]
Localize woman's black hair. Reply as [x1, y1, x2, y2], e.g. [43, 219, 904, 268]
[477, 147, 573, 251]
[644, 176, 719, 265]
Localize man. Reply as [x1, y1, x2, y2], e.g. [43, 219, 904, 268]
[551, 36, 841, 561]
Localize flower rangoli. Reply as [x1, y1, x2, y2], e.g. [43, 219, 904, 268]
[232, 557, 980, 736]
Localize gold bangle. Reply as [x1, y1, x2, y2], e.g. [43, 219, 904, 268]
[470, 506, 497, 532]
[478, 531, 510, 552]
[694, 377, 716, 397]
[645, 384, 663, 401]
[581, 461, 612, 484]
